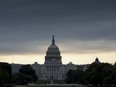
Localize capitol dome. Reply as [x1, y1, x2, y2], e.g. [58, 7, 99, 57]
[46, 36, 61, 57]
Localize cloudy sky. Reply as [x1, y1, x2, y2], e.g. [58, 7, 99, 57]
[0, 0, 116, 64]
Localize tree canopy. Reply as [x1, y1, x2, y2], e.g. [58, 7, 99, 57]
[0, 62, 12, 84]
[65, 62, 116, 86]
[13, 64, 38, 84]
[83, 63, 116, 86]
[65, 69, 84, 84]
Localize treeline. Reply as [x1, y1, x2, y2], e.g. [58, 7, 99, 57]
[0, 62, 12, 84]
[65, 62, 116, 87]
[0, 62, 38, 85]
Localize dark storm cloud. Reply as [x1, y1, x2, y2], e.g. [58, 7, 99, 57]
[0, 0, 116, 54]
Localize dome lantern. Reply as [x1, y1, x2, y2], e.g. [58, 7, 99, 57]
[52, 35, 55, 45]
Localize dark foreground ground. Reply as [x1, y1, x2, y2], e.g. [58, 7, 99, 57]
[15, 84, 86, 87]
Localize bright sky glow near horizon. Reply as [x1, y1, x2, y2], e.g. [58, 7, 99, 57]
[0, 0, 116, 64]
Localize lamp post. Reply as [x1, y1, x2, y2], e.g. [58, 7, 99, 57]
[50, 75, 53, 84]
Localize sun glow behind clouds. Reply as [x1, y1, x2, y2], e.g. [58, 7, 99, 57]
[62, 51, 116, 65]
[0, 55, 44, 64]
[0, 51, 116, 64]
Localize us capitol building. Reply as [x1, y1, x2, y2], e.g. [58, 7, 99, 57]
[31, 36, 77, 80]
[12, 36, 92, 80]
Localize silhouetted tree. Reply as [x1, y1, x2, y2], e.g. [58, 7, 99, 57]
[12, 72, 33, 85]
[83, 63, 114, 87]
[111, 63, 116, 85]
[65, 69, 84, 84]
[0, 62, 12, 84]
[0, 68, 10, 84]
[12, 64, 37, 84]
[0, 62, 12, 77]
[19, 65, 37, 82]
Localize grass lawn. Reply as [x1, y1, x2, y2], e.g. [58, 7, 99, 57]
[28, 85, 86, 87]
[35, 80, 66, 84]
[16, 85, 27, 87]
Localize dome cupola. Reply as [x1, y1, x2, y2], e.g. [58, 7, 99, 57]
[45, 36, 62, 64]
[46, 36, 61, 57]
